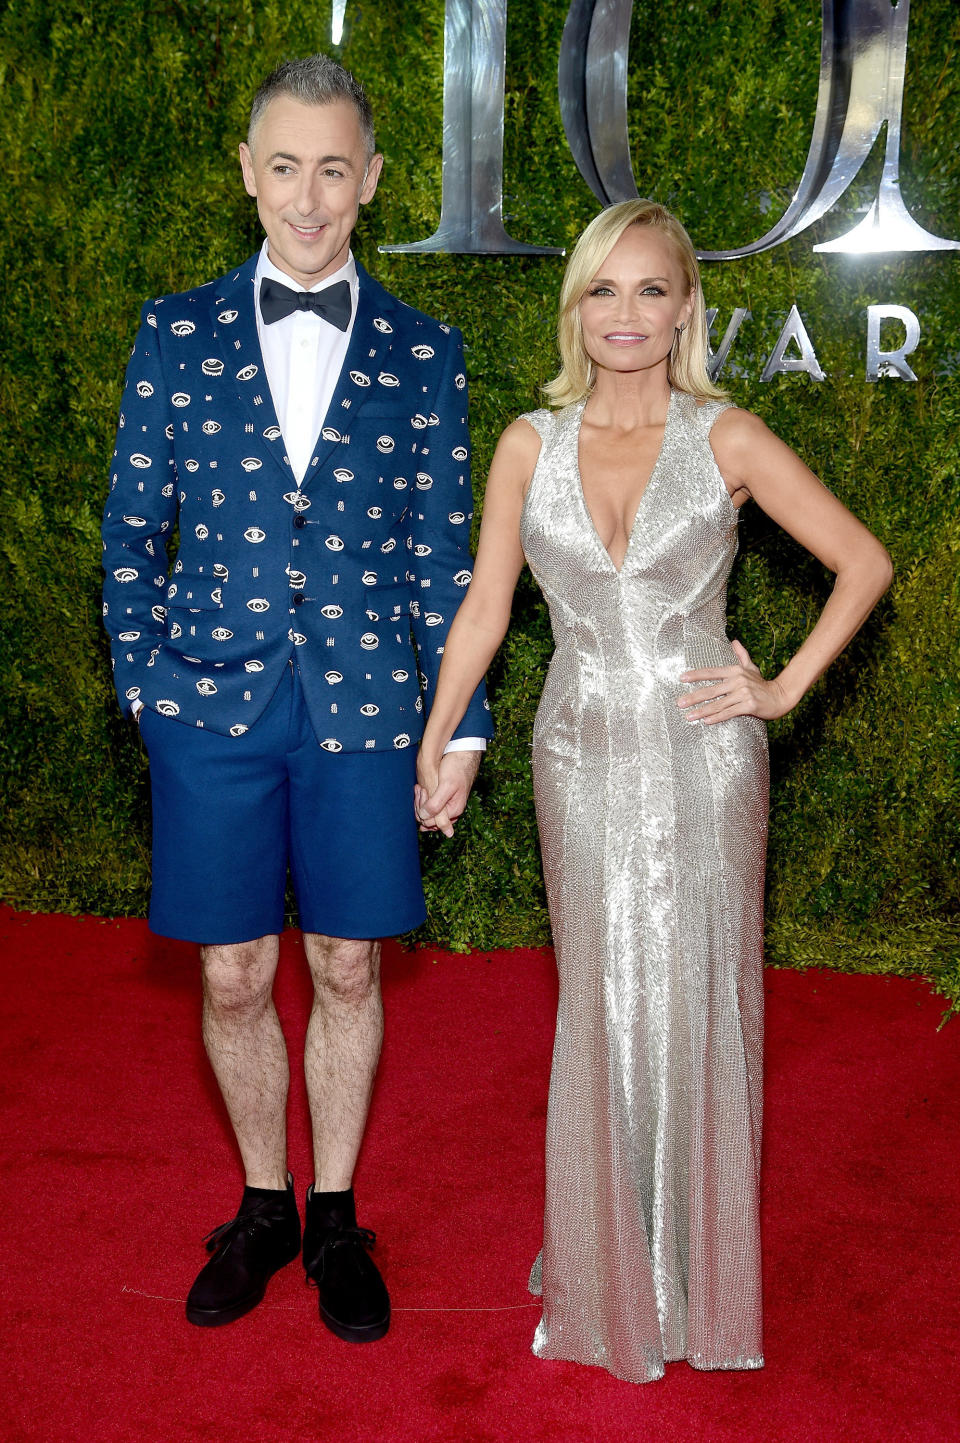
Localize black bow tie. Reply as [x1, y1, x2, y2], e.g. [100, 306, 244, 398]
[259, 277, 352, 331]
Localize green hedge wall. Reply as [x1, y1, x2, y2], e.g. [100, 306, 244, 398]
[2, 0, 958, 1009]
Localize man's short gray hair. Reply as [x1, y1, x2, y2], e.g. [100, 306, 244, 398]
[248, 55, 376, 158]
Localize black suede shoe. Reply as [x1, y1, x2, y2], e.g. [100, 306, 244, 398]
[303, 1185, 390, 1343]
[185, 1175, 301, 1327]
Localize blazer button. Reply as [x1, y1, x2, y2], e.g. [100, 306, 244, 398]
[293, 593, 305, 606]
[293, 515, 307, 529]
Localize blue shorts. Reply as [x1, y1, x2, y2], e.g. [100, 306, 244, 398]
[137, 663, 426, 945]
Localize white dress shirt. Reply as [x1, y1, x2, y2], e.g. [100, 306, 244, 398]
[254, 242, 483, 756]
[254, 243, 357, 486]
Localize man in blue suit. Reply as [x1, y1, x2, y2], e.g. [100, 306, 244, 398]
[101, 54, 491, 1342]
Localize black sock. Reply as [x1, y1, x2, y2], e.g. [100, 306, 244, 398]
[309, 1186, 353, 1207]
[239, 1178, 292, 1213]
[307, 1185, 356, 1229]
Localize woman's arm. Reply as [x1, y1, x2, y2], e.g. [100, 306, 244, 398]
[678, 408, 894, 725]
[416, 417, 541, 833]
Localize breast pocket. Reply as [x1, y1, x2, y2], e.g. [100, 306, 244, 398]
[356, 406, 424, 459]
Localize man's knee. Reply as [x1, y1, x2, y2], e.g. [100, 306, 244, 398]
[200, 936, 280, 1015]
[305, 935, 380, 1007]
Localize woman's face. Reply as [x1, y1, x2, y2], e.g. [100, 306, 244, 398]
[578, 225, 695, 381]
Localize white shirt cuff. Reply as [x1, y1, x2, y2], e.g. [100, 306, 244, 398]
[442, 737, 487, 754]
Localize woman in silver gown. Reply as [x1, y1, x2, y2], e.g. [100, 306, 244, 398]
[415, 201, 892, 1385]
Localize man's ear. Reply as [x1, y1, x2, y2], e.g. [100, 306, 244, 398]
[239, 142, 258, 199]
[359, 152, 384, 206]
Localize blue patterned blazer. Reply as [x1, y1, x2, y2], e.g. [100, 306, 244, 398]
[102, 257, 492, 752]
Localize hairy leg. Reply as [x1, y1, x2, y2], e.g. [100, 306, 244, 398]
[200, 936, 288, 1190]
[303, 934, 382, 1191]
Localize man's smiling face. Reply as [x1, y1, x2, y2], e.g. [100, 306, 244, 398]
[239, 95, 383, 288]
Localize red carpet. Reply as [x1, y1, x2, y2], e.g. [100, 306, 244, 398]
[1, 906, 957, 1442]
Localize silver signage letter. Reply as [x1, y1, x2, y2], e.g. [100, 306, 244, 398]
[559, 0, 637, 205]
[380, 0, 560, 255]
[866, 304, 919, 380]
[699, 0, 960, 259]
[706, 308, 752, 381]
[760, 306, 826, 382]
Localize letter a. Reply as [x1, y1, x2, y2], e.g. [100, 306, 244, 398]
[760, 307, 826, 382]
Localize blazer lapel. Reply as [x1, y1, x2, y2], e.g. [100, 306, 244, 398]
[302, 263, 399, 486]
[208, 256, 291, 485]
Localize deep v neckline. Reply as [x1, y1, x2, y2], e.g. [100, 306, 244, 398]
[574, 388, 675, 575]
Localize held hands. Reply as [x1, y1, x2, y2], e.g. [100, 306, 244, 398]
[414, 749, 483, 838]
[677, 640, 793, 725]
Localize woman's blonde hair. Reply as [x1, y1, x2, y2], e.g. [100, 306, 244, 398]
[543, 199, 726, 406]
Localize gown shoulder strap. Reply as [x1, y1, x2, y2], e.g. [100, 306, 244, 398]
[693, 397, 735, 434]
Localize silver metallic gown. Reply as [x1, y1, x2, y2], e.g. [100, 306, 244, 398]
[520, 390, 768, 1384]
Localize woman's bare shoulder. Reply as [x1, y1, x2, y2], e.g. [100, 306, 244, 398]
[709, 405, 780, 463]
[507, 411, 550, 441]
[496, 414, 548, 465]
